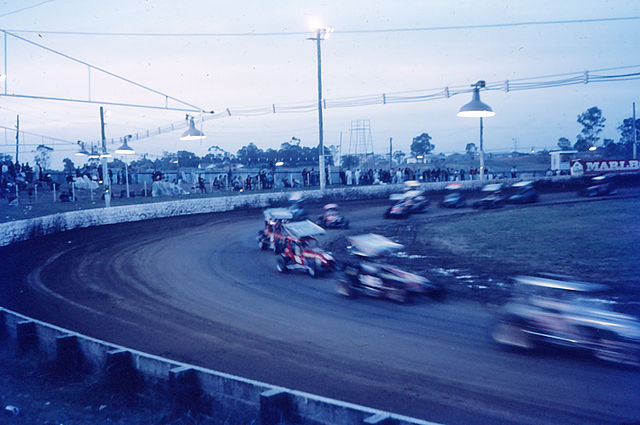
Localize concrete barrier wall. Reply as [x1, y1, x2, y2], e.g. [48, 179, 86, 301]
[0, 306, 441, 425]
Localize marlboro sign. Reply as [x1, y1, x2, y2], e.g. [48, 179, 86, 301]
[571, 159, 640, 176]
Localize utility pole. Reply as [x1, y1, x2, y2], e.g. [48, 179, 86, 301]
[315, 32, 325, 190]
[308, 27, 331, 190]
[633, 102, 637, 159]
[100, 106, 110, 208]
[14, 115, 18, 163]
[389, 137, 393, 170]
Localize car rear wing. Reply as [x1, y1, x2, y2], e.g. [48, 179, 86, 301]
[264, 208, 294, 221]
[348, 233, 403, 257]
[283, 220, 326, 238]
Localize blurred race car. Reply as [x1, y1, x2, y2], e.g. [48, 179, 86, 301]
[506, 180, 538, 204]
[257, 208, 293, 253]
[440, 183, 467, 208]
[578, 175, 617, 197]
[287, 192, 308, 220]
[275, 220, 336, 278]
[472, 183, 505, 209]
[384, 182, 430, 218]
[492, 274, 640, 366]
[337, 233, 440, 302]
[316, 203, 349, 229]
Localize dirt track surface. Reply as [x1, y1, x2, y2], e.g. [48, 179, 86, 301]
[1, 192, 640, 425]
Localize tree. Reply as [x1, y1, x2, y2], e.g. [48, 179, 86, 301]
[557, 137, 572, 150]
[34, 144, 53, 171]
[465, 143, 478, 158]
[617, 117, 640, 156]
[341, 155, 359, 169]
[392, 150, 406, 165]
[62, 158, 75, 174]
[574, 106, 605, 151]
[410, 133, 435, 157]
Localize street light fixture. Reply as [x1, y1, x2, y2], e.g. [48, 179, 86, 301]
[457, 80, 495, 181]
[75, 140, 90, 156]
[307, 25, 333, 190]
[115, 135, 135, 198]
[180, 114, 206, 141]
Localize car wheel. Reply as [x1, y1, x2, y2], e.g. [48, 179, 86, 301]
[308, 263, 317, 278]
[276, 257, 288, 273]
[388, 287, 408, 303]
[337, 280, 355, 298]
[344, 220, 349, 229]
[258, 239, 268, 250]
[593, 332, 640, 366]
[491, 321, 534, 350]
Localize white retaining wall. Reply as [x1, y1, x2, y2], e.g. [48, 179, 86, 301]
[0, 306, 440, 425]
[0, 180, 488, 247]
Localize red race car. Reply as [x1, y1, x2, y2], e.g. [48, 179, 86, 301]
[258, 208, 293, 253]
[316, 203, 349, 229]
[275, 220, 336, 278]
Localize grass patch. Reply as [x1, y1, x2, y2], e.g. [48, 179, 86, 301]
[418, 199, 640, 288]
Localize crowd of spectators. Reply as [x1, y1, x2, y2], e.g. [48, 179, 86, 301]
[0, 159, 54, 203]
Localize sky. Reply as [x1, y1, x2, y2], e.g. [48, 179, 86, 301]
[0, 0, 639, 169]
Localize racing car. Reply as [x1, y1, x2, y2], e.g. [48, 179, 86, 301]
[492, 274, 640, 366]
[257, 208, 293, 253]
[316, 203, 349, 229]
[287, 192, 308, 220]
[384, 181, 430, 218]
[336, 233, 440, 302]
[275, 220, 336, 277]
[578, 175, 617, 197]
[506, 180, 538, 204]
[472, 183, 505, 209]
[439, 183, 467, 208]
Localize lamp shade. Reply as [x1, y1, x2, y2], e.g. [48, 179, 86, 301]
[457, 88, 495, 118]
[115, 139, 135, 155]
[180, 116, 206, 141]
[75, 147, 90, 156]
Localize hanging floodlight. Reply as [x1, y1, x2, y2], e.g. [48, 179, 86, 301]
[75, 140, 90, 156]
[115, 135, 136, 155]
[457, 81, 495, 118]
[88, 145, 100, 159]
[180, 115, 206, 141]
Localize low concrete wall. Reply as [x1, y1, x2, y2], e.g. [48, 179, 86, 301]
[0, 180, 489, 247]
[0, 307, 440, 425]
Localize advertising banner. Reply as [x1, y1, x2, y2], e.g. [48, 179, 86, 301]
[570, 159, 640, 176]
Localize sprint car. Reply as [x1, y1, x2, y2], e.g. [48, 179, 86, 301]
[492, 274, 640, 366]
[384, 181, 430, 218]
[257, 208, 293, 253]
[337, 233, 440, 302]
[275, 220, 336, 277]
[506, 180, 538, 204]
[316, 203, 349, 229]
[440, 183, 467, 208]
[578, 175, 617, 197]
[472, 183, 505, 209]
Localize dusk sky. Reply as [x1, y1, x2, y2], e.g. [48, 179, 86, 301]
[0, 0, 639, 169]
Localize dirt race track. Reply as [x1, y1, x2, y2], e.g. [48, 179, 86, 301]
[1, 190, 639, 425]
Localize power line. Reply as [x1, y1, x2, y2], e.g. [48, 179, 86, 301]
[1, 30, 213, 114]
[3, 16, 640, 37]
[0, 0, 56, 19]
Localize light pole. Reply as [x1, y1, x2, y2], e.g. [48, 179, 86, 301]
[115, 135, 135, 198]
[99, 106, 111, 207]
[457, 81, 495, 181]
[308, 25, 332, 190]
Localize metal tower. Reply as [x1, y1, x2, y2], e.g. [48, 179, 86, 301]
[347, 119, 374, 167]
